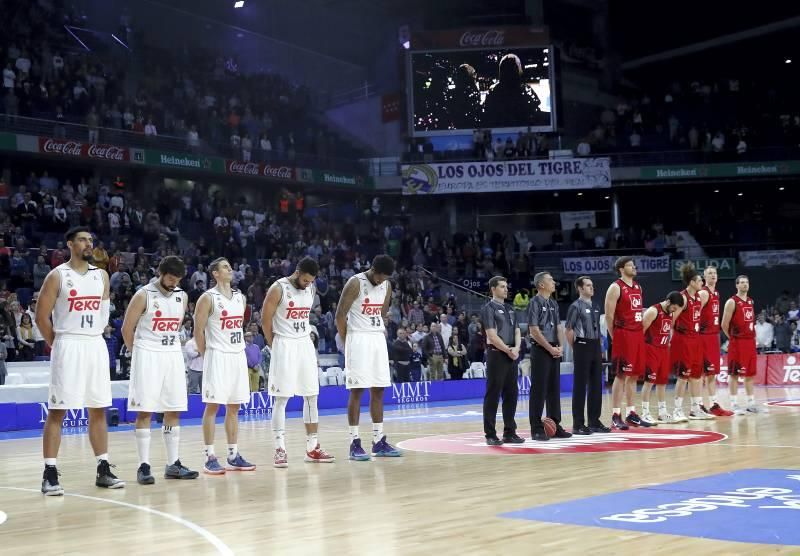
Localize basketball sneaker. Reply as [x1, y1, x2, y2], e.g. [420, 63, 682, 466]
[746, 404, 760, 414]
[96, 460, 125, 489]
[657, 413, 677, 424]
[273, 448, 288, 468]
[640, 412, 658, 426]
[226, 453, 256, 471]
[164, 460, 199, 480]
[304, 444, 335, 463]
[41, 465, 64, 496]
[732, 404, 746, 416]
[708, 403, 734, 417]
[611, 413, 629, 430]
[698, 405, 717, 419]
[688, 408, 713, 420]
[626, 411, 651, 427]
[203, 455, 226, 475]
[137, 463, 155, 485]
[672, 408, 688, 422]
[372, 436, 402, 457]
[349, 438, 371, 461]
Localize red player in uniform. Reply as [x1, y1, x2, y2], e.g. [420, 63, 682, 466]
[639, 292, 685, 425]
[604, 256, 650, 429]
[721, 275, 759, 415]
[697, 266, 733, 416]
[670, 264, 712, 421]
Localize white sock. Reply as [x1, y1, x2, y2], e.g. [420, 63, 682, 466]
[657, 401, 667, 413]
[163, 425, 180, 465]
[349, 426, 359, 441]
[641, 402, 650, 414]
[44, 458, 57, 467]
[204, 445, 215, 459]
[306, 433, 318, 452]
[135, 429, 151, 465]
[227, 444, 238, 458]
[612, 407, 621, 416]
[96, 453, 108, 464]
[692, 397, 702, 410]
[675, 397, 683, 410]
[626, 406, 635, 415]
[748, 395, 756, 405]
[372, 422, 384, 443]
[274, 428, 286, 450]
[710, 396, 718, 405]
[272, 396, 288, 450]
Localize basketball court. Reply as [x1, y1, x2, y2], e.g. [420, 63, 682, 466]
[1, 386, 799, 554]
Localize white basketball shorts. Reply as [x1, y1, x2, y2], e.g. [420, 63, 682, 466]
[268, 335, 319, 397]
[345, 331, 391, 389]
[48, 335, 111, 409]
[128, 348, 188, 412]
[202, 349, 249, 404]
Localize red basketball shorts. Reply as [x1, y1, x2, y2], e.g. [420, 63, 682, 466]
[644, 344, 670, 385]
[611, 328, 644, 378]
[700, 333, 721, 375]
[670, 333, 702, 380]
[728, 338, 757, 378]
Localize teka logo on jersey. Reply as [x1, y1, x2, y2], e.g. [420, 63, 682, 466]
[41, 138, 83, 156]
[361, 297, 383, 316]
[87, 144, 128, 161]
[239, 391, 273, 417]
[227, 160, 260, 175]
[285, 301, 311, 320]
[630, 294, 642, 308]
[151, 310, 180, 332]
[67, 289, 101, 312]
[391, 381, 432, 403]
[219, 310, 244, 330]
[459, 29, 505, 47]
[263, 165, 293, 180]
[39, 404, 88, 427]
[783, 355, 800, 383]
[398, 428, 726, 456]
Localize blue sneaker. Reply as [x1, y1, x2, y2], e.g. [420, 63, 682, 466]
[226, 453, 256, 471]
[349, 439, 371, 461]
[371, 436, 402, 457]
[203, 456, 226, 475]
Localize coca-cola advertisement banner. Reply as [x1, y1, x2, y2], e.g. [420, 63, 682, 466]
[411, 26, 550, 50]
[225, 160, 295, 181]
[38, 137, 130, 162]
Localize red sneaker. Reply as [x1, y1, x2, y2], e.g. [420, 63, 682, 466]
[710, 403, 734, 417]
[273, 448, 288, 468]
[304, 444, 335, 463]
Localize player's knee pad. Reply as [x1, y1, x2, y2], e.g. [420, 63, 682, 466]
[302, 395, 319, 424]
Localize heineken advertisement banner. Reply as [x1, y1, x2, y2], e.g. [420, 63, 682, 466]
[671, 258, 736, 281]
[739, 250, 800, 267]
[640, 160, 800, 180]
[402, 158, 611, 195]
[562, 255, 670, 275]
[143, 149, 226, 173]
[312, 169, 372, 188]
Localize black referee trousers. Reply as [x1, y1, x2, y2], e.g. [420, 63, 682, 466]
[530, 344, 561, 431]
[571, 338, 603, 429]
[483, 348, 518, 438]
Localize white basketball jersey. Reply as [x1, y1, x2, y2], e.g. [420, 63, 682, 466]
[347, 272, 387, 333]
[134, 284, 185, 352]
[273, 277, 314, 338]
[52, 263, 105, 336]
[205, 287, 246, 353]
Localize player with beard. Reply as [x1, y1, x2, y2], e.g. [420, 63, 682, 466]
[261, 257, 334, 468]
[722, 275, 760, 415]
[122, 255, 199, 484]
[36, 227, 124, 495]
[697, 266, 733, 416]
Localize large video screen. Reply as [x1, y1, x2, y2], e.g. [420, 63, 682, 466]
[408, 46, 555, 136]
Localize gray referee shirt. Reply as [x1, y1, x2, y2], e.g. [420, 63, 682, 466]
[528, 294, 560, 344]
[480, 299, 516, 347]
[565, 298, 601, 340]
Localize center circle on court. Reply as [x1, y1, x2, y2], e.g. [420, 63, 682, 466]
[397, 428, 727, 455]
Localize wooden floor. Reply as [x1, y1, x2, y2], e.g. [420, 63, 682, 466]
[1, 387, 799, 555]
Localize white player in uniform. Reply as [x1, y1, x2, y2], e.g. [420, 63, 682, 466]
[121, 255, 199, 484]
[336, 255, 402, 460]
[35, 227, 124, 495]
[194, 257, 256, 474]
[261, 257, 334, 468]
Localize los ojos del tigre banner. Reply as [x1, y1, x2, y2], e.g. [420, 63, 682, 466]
[561, 255, 670, 275]
[401, 157, 611, 195]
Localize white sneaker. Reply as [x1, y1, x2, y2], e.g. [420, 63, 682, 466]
[673, 408, 688, 422]
[699, 405, 716, 419]
[688, 410, 705, 420]
[732, 404, 746, 416]
[746, 404, 760, 414]
[657, 413, 677, 424]
[640, 412, 658, 426]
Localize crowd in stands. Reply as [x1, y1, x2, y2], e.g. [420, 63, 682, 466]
[754, 291, 800, 354]
[0, 0, 362, 167]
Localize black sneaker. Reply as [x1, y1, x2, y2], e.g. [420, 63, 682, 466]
[501, 433, 525, 444]
[137, 463, 155, 485]
[41, 465, 64, 496]
[626, 411, 651, 427]
[532, 430, 549, 442]
[572, 426, 592, 435]
[485, 436, 504, 446]
[165, 459, 199, 480]
[554, 428, 573, 439]
[589, 422, 612, 433]
[96, 460, 125, 489]
[611, 413, 629, 430]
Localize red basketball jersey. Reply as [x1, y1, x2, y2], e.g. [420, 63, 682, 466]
[730, 295, 756, 339]
[644, 304, 672, 349]
[674, 289, 701, 336]
[613, 278, 644, 331]
[699, 285, 721, 335]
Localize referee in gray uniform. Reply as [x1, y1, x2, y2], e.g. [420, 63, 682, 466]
[565, 276, 610, 435]
[528, 272, 571, 441]
[480, 276, 524, 446]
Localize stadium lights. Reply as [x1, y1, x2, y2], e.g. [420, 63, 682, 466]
[779, 186, 786, 191]
[714, 189, 720, 193]
[402, 41, 411, 49]
[786, 58, 792, 64]
[234, 1, 245, 8]
[737, 192, 743, 196]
